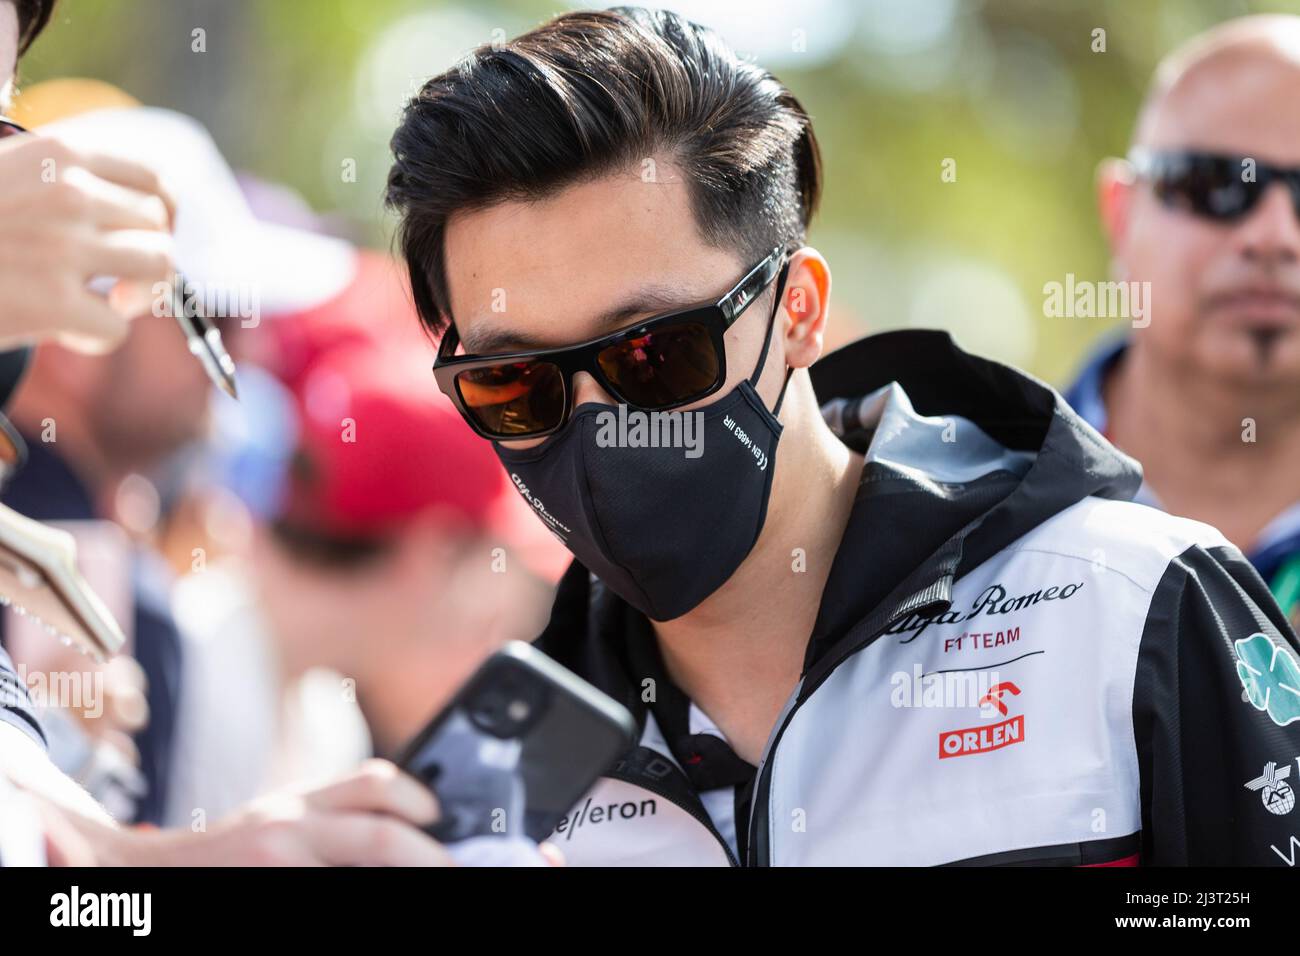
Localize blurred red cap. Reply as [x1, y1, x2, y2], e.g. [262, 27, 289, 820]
[284, 344, 504, 538]
[264, 251, 422, 393]
[267, 252, 570, 583]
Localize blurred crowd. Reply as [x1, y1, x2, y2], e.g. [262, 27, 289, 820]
[0, 0, 1298, 868]
[1, 77, 570, 830]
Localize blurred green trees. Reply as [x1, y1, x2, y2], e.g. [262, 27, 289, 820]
[20, 0, 1299, 383]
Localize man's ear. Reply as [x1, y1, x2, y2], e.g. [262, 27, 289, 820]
[1097, 157, 1135, 254]
[780, 247, 830, 370]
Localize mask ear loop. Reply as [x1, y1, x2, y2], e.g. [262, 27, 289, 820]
[748, 260, 795, 418]
[772, 368, 795, 418]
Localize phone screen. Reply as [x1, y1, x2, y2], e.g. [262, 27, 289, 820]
[401, 650, 632, 843]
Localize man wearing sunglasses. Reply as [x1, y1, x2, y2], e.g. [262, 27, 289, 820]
[388, 6, 1300, 866]
[1067, 15, 1300, 633]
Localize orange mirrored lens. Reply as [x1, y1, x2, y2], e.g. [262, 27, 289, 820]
[456, 360, 564, 436]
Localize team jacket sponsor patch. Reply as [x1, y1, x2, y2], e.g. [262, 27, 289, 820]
[1235, 632, 1300, 727]
[938, 682, 1025, 758]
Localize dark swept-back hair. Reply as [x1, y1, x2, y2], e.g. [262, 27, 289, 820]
[386, 6, 822, 337]
[13, 0, 56, 55]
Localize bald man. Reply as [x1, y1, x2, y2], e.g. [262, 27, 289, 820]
[1066, 15, 1300, 629]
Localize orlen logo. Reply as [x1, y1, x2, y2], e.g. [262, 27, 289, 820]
[938, 682, 1024, 759]
[978, 681, 1020, 716]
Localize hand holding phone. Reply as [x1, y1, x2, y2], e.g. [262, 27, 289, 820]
[398, 641, 635, 844]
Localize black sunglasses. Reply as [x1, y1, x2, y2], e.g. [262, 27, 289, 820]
[433, 247, 789, 440]
[1130, 149, 1300, 223]
[0, 118, 26, 138]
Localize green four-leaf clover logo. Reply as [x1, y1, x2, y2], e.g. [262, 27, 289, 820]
[1235, 632, 1300, 727]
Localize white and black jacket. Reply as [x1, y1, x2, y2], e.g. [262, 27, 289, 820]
[533, 330, 1300, 866]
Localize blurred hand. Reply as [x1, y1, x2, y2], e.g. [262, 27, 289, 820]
[0, 133, 175, 353]
[21, 756, 568, 867]
[115, 759, 454, 866]
[6, 525, 148, 771]
[449, 835, 565, 867]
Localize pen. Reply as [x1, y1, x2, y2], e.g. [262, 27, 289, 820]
[171, 274, 239, 400]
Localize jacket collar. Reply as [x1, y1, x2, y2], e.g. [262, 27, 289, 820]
[535, 329, 1143, 700]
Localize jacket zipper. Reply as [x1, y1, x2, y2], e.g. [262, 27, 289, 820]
[747, 618, 903, 866]
[747, 708, 797, 866]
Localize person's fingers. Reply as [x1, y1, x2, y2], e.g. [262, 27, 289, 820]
[76, 228, 174, 284]
[106, 279, 163, 323]
[52, 289, 131, 352]
[305, 810, 455, 867]
[300, 759, 440, 827]
[103, 688, 149, 733]
[538, 842, 566, 867]
[75, 151, 177, 228]
[102, 656, 150, 732]
[104, 654, 148, 694]
[0, 134, 76, 187]
[96, 729, 142, 768]
[57, 167, 170, 233]
[33, 799, 99, 867]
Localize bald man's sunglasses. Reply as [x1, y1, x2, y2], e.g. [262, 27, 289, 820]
[433, 247, 788, 440]
[1130, 149, 1300, 223]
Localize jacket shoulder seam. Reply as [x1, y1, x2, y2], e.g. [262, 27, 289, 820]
[995, 544, 1159, 596]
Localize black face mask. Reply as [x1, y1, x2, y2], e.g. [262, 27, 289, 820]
[494, 288, 792, 621]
